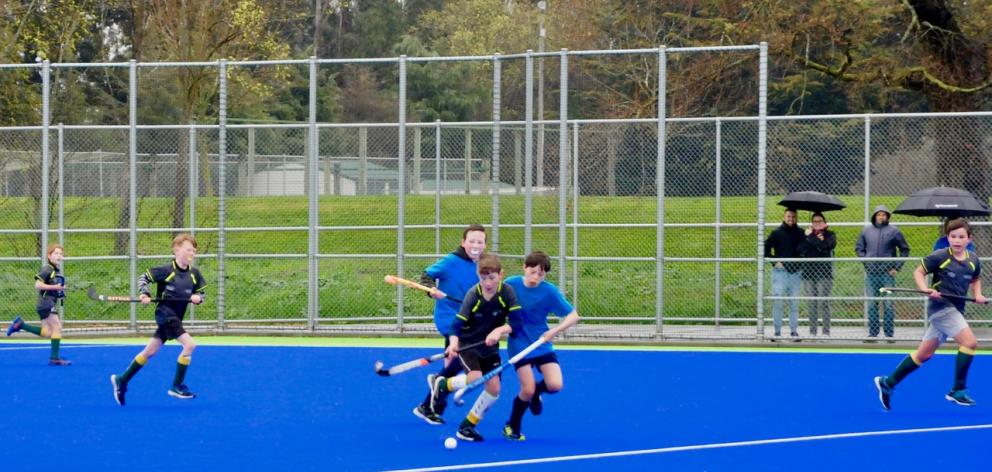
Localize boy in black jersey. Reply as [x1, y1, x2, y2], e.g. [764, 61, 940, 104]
[429, 254, 520, 442]
[874, 218, 986, 410]
[110, 234, 207, 406]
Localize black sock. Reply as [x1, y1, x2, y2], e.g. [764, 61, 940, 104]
[508, 396, 529, 432]
[535, 380, 548, 396]
[120, 358, 145, 384]
[887, 354, 920, 387]
[953, 349, 975, 391]
[441, 360, 463, 377]
[173, 362, 189, 387]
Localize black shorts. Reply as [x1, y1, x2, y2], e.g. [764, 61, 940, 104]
[458, 349, 502, 376]
[153, 317, 187, 342]
[515, 351, 559, 370]
[36, 298, 57, 320]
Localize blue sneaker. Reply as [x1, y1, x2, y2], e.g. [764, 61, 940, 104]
[6, 316, 23, 336]
[946, 389, 976, 406]
[874, 376, 893, 411]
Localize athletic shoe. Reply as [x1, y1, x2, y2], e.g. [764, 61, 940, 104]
[529, 392, 543, 416]
[413, 405, 444, 425]
[456, 425, 484, 442]
[48, 358, 71, 366]
[502, 423, 526, 441]
[946, 389, 977, 406]
[168, 384, 196, 399]
[6, 316, 23, 336]
[874, 376, 892, 411]
[111, 374, 126, 406]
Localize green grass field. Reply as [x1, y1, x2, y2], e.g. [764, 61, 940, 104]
[0, 194, 946, 324]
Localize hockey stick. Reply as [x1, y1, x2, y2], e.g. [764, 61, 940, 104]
[373, 340, 486, 377]
[452, 337, 547, 406]
[879, 287, 987, 304]
[384, 274, 463, 304]
[87, 286, 191, 303]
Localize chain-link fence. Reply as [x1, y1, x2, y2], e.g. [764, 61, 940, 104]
[3, 46, 992, 343]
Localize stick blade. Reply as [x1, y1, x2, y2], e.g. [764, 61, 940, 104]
[374, 361, 389, 376]
[87, 286, 102, 301]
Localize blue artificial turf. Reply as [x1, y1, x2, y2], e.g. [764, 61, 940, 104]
[1, 343, 990, 471]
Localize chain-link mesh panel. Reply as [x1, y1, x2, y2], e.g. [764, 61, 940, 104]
[0, 129, 43, 256]
[15, 51, 992, 342]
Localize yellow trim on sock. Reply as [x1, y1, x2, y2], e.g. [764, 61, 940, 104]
[135, 354, 148, 365]
[466, 413, 480, 425]
[177, 355, 191, 365]
[51, 334, 61, 340]
[910, 352, 922, 365]
[959, 346, 977, 355]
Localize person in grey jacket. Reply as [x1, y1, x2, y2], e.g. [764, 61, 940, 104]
[855, 205, 910, 339]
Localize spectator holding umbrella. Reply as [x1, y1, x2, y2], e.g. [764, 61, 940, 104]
[775, 191, 845, 340]
[799, 212, 837, 336]
[856, 205, 910, 340]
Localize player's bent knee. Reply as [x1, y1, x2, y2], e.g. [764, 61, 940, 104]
[547, 380, 563, 393]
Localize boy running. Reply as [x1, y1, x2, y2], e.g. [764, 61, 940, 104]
[412, 224, 486, 425]
[110, 234, 207, 406]
[874, 218, 985, 410]
[429, 254, 520, 441]
[6, 243, 71, 365]
[502, 251, 580, 440]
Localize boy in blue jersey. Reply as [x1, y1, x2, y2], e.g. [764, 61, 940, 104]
[6, 243, 71, 365]
[110, 234, 207, 406]
[413, 224, 487, 425]
[428, 253, 520, 441]
[874, 218, 985, 410]
[501, 251, 580, 440]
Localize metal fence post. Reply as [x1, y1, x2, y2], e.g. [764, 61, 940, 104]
[435, 120, 442, 255]
[40, 61, 51, 260]
[863, 115, 872, 332]
[128, 59, 138, 331]
[558, 49, 569, 289]
[715, 119, 722, 326]
[524, 50, 534, 254]
[463, 128, 472, 194]
[655, 46, 667, 337]
[492, 54, 502, 253]
[755, 42, 769, 338]
[217, 59, 228, 331]
[397, 55, 407, 332]
[308, 56, 320, 330]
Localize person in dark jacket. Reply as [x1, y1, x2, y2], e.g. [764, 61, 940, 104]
[855, 205, 910, 339]
[765, 208, 805, 338]
[799, 212, 837, 336]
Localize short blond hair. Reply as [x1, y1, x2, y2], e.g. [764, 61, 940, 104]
[172, 233, 198, 249]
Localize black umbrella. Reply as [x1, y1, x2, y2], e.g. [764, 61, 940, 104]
[893, 187, 990, 217]
[777, 191, 846, 212]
